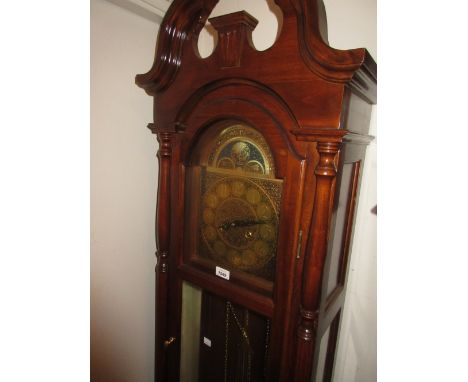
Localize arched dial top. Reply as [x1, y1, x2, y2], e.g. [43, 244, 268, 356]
[194, 124, 283, 281]
[207, 125, 276, 177]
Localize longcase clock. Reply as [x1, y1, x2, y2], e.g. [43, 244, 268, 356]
[135, 0, 376, 381]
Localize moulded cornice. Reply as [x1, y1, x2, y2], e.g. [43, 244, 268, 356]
[292, 0, 377, 103]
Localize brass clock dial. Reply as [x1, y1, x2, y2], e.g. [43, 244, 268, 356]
[196, 124, 283, 281]
[201, 175, 279, 272]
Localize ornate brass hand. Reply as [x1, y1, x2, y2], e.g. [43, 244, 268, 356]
[218, 219, 266, 231]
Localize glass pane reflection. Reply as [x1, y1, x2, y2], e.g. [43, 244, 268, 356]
[180, 282, 202, 381]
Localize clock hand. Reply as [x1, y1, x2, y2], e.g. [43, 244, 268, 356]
[218, 219, 266, 231]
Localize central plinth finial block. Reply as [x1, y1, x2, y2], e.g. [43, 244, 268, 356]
[209, 11, 259, 68]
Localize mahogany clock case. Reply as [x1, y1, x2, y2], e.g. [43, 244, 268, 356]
[135, 0, 376, 381]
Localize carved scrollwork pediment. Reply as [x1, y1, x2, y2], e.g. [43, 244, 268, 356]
[136, 0, 376, 103]
[135, 0, 219, 94]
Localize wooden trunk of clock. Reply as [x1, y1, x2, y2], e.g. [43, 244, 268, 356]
[135, 1, 376, 381]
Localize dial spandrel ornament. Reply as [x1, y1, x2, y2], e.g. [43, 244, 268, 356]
[196, 125, 283, 281]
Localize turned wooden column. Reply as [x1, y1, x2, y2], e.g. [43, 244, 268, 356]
[149, 124, 175, 382]
[294, 140, 341, 382]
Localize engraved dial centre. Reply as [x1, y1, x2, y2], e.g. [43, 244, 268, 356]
[215, 197, 258, 249]
[201, 176, 279, 272]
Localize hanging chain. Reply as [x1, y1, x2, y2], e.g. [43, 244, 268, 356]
[263, 319, 270, 379]
[224, 301, 230, 382]
[223, 301, 254, 382]
[227, 302, 252, 351]
[245, 309, 251, 382]
[223, 302, 271, 382]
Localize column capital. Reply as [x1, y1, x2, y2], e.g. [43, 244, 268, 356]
[315, 141, 341, 177]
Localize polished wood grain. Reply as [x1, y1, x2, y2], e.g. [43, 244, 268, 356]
[148, 124, 177, 382]
[136, 1, 376, 381]
[293, 141, 341, 382]
[209, 11, 258, 68]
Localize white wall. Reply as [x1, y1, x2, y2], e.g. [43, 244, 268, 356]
[91, 0, 159, 380]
